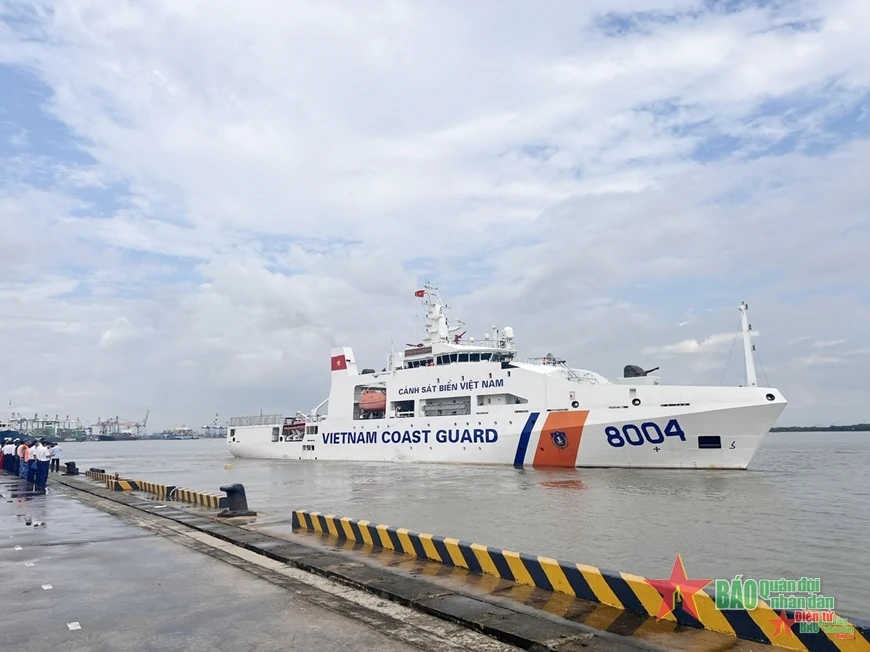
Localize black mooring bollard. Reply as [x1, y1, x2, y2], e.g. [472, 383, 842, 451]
[217, 483, 257, 517]
[63, 461, 79, 475]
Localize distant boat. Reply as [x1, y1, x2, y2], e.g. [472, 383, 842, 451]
[0, 419, 21, 440]
[159, 427, 198, 440]
[96, 431, 139, 442]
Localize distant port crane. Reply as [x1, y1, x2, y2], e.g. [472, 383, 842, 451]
[94, 410, 149, 438]
[200, 413, 228, 439]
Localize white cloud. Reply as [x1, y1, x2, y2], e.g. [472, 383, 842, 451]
[1, 0, 870, 428]
[812, 339, 846, 348]
[795, 353, 846, 367]
[99, 317, 146, 348]
[643, 331, 757, 356]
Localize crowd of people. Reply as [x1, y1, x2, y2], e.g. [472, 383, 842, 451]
[0, 438, 62, 485]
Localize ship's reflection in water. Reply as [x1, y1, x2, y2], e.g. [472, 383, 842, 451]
[539, 479, 585, 490]
[62, 432, 870, 620]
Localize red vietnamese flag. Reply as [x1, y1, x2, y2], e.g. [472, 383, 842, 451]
[414, 289, 425, 297]
[331, 354, 346, 371]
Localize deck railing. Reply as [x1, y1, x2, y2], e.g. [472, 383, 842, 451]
[228, 414, 284, 427]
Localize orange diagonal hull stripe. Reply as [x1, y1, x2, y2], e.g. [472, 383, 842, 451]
[533, 410, 589, 467]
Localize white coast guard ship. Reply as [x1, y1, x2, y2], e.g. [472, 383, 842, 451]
[227, 284, 786, 469]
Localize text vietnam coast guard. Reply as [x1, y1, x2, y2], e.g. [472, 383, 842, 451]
[322, 428, 499, 445]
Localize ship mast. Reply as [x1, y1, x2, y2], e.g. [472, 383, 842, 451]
[739, 301, 758, 387]
[420, 281, 450, 345]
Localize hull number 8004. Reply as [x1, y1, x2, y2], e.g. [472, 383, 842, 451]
[605, 419, 686, 447]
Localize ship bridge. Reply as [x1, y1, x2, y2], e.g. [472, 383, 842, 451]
[393, 284, 605, 385]
[393, 282, 518, 371]
[399, 341, 517, 370]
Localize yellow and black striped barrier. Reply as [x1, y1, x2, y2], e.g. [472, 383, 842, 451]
[291, 510, 870, 652]
[106, 478, 141, 491]
[138, 480, 175, 499]
[86, 469, 115, 483]
[85, 468, 225, 509]
[170, 487, 227, 510]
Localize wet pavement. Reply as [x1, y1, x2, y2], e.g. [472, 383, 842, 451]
[48, 471, 796, 652]
[49, 472, 658, 652]
[0, 471, 524, 652]
[13, 463, 863, 652]
[60, 434, 870, 620]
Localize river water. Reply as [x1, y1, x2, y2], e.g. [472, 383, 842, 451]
[57, 431, 869, 619]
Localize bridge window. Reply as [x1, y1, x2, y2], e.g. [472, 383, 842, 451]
[458, 353, 469, 362]
[482, 353, 492, 361]
[470, 353, 480, 362]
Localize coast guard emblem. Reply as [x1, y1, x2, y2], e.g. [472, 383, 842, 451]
[551, 431, 568, 449]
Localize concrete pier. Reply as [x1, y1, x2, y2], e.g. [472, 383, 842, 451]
[1, 473, 654, 652]
[0, 474, 520, 652]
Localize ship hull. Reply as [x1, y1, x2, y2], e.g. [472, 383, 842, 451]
[227, 391, 785, 469]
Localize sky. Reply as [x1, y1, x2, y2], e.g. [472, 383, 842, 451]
[1, 0, 868, 431]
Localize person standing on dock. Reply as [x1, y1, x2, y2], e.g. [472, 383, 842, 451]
[49, 443, 62, 473]
[17, 440, 30, 480]
[33, 440, 51, 486]
[10, 439, 20, 474]
[27, 441, 39, 483]
[1, 439, 10, 472]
